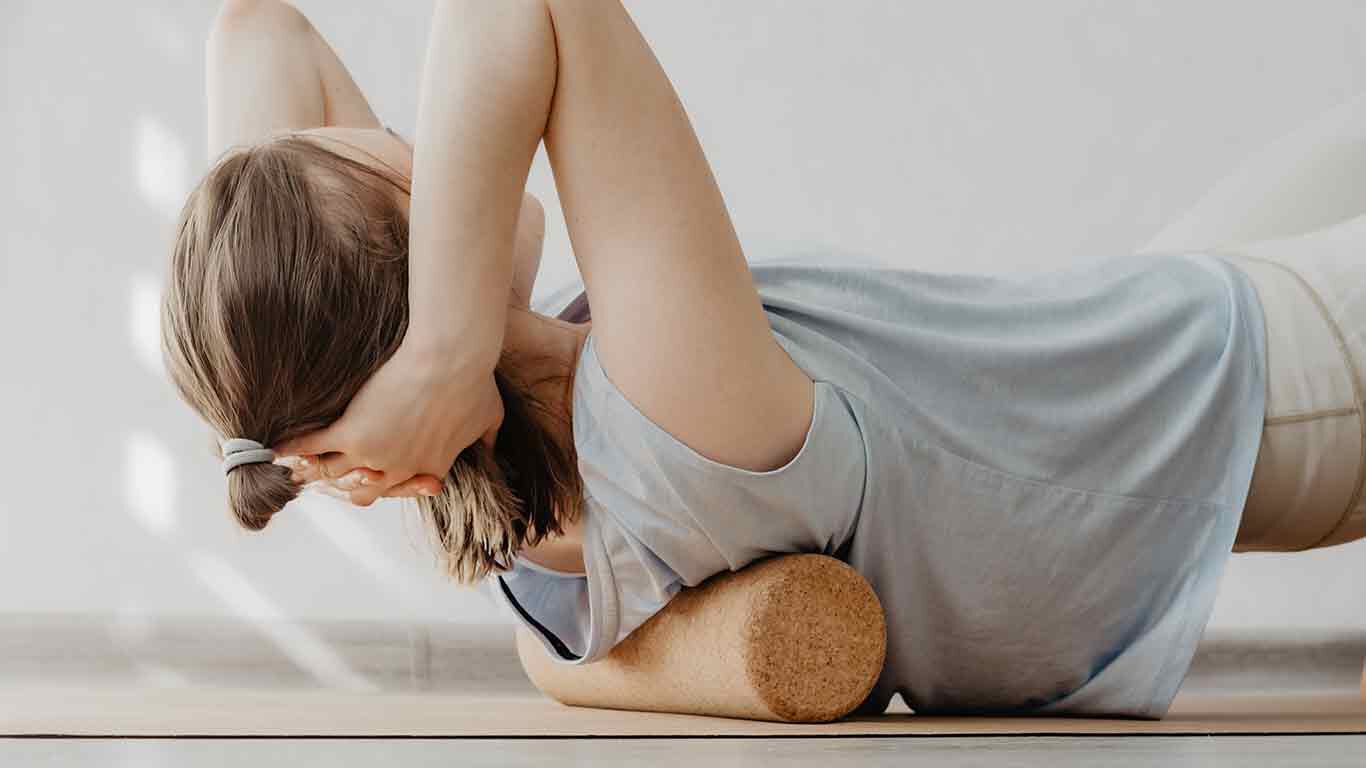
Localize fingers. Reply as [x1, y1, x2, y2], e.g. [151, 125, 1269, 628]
[302, 480, 352, 502]
[315, 451, 361, 482]
[347, 484, 383, 508]
[271, 423, 343, 458]
[272, 422, 362, 485]
[290, 463, 442, 507]
[350, 472, 444, 507]
[273, 454, 317, 483]
[381, 475, 444, 499]
[312, 466, 386, 507]
[290, 465, 380, 502]
[273, 453, 363, 485]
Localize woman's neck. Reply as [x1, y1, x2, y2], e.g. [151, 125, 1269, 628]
[501, 306, 591, 574]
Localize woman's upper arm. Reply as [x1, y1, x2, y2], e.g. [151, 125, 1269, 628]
[205, 0, 380, 160]
[542, 0, 814, 474]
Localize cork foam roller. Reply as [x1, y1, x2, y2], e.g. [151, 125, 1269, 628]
[516, 553, 888, 723]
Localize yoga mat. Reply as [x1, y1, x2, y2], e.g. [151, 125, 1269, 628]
[2, 687, 1361, 737]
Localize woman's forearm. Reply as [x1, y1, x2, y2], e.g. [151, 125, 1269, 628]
[406, 0, 558, 365]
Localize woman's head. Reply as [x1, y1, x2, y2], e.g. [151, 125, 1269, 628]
[161, 127, 582, 585]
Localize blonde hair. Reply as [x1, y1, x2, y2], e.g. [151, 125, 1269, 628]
[160, 133, 583, 585]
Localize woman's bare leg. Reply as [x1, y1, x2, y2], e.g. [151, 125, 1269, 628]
[1140, 89, 1366, 254]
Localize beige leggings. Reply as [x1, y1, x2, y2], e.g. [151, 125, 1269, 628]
[1213, 225, 1366, 551]
[1139, 90, 1366, 552]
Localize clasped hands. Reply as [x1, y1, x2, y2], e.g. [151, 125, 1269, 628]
[268, 335, 504, 507]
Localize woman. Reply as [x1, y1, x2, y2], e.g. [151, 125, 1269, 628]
[163, 0, 1366, 718]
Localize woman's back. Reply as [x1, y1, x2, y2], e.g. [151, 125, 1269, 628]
[491, 246, 1268, 719]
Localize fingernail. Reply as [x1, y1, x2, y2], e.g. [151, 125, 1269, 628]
[358, 475, 372, 486]
[420, 488, 436, 497]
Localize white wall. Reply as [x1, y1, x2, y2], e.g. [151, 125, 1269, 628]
[2, 0, 1363, 631]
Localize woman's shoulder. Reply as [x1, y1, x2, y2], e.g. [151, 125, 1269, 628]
[486, 495, 685, 666]
[571, 331, 868, 575]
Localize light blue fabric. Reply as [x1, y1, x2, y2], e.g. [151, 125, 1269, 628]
[482, 247, 1267, 719]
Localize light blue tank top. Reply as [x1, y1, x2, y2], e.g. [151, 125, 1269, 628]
[482, 246, 1267, 719]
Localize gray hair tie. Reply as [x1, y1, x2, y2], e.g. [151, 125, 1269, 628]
[222, 438, 276, 475]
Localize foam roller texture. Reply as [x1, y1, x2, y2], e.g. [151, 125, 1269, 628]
[516, 553, 887, 722]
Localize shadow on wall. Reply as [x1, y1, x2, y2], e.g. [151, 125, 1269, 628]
[122, 23, 380, 695]
[0, 1, 502, 691]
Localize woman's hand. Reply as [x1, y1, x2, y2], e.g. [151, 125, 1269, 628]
[275, 457, 444, 505]
[275, 0, 556, 506]
[270, 337, 504, 507]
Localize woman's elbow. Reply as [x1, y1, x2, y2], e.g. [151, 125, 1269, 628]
[209, 0, 310, 45]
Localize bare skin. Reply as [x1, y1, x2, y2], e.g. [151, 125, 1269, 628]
[283, 127, 594, 573]
[203, 2, 594, 571]
[206, 0, 818, 576]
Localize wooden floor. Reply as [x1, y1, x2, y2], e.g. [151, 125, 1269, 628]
[3, 686, 1363, 737]
[4, 734, 1366, 767]
[3, 687, 1363, 767]
[4, 615, 1361, 764]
